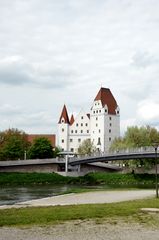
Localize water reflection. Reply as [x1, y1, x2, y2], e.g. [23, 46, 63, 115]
[0, 185, 72, 205]
[0, 184, 153, 206]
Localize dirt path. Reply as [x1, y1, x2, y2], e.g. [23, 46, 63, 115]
[1, 220, 159, 240]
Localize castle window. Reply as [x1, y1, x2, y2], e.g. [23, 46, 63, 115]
[87, 130, 89, 133]
[99, 110, 101, 113]
[96, 123, 98, 127]
[78, 139, 81, 143]
[62, 128, 64, 132]
[70, 148, 74, 152]
[99, 129, 101, 133]
[109, 129, 111, 133]
[75, 130, 77, 133]
[109, 117, 112, 120]
[76, 123, 78, 127]
[62, 119, 65, 123]
[71, 130, 73, 133]
[96, 110, 98, 113]
[62, 139, 64, 143]
[81, 130, 83, 133]
[117, 111, 119, 114]
[85, 123, 88, 126]
[109, 137, 111, 141]
[105, 109, 107, 113]
[96, 117, 98, 120]
[93, 111, 95, 114]
[70, 139, 73, 142]
[81, 123, 83, 126]
[110, 123, 112, 127]
[81, 116, 83, 119]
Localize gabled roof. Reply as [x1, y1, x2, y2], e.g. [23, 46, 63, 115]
[94, 87, 118, 114]
[70, 114, 75, 125]
[58, 105, 70, 124]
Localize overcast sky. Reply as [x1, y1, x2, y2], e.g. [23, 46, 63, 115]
[0, 0, 159, 136]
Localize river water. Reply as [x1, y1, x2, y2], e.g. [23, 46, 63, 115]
[0, 185, 107, 206]
[0, 184, 154, 206]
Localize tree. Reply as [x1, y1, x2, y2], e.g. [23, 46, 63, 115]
[52, 146, 62, 158]
[28, 137, 53, 159]
[110, 125, 159, 168]
[78, 139, 96, 156]
[0, 128, 29, 160]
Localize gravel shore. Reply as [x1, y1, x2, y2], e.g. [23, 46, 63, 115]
[1, 220, 159, 240]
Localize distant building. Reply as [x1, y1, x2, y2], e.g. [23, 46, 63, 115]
[27, 134, 56, 147]
[58, 87, 120, 153]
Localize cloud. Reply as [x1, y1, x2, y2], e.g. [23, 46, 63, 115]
[0, 104, 56, 133]
[131, 51, 159, 68]
[0, 56, 74, 89]
[0, 56, 34, 86]
[0, 0, 159, 134]
[137, 100, 159, 123]
[0, 104, 22, 116]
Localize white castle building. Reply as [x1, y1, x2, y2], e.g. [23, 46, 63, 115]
[58, 87, 120, 153]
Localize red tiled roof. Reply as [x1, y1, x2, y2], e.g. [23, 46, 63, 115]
[27, 134, 56, 147]
[94, 87, 118, 114]
[70, 114, 75, 125]
[58, 105, 70, 124]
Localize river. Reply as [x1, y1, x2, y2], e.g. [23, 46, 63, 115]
[0, 185, 108, 206]
[0, 183, 153, 206]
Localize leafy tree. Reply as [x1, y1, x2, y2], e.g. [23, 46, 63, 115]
[28, 137, 53, 159]
[78, 139, 96, 156]
[0, 128, 29, 160]
[52, 146, 62, 158]
[110, 125, 159, 168]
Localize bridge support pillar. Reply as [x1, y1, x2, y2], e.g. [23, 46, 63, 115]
[65, 155, 68, 173]
[77, 164, 81, 172]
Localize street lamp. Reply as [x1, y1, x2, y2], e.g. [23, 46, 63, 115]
[154, 145, 158, 198]
[153, 143, 159, 198]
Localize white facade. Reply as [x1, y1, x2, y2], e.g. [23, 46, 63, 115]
[58, 88, 120, 153]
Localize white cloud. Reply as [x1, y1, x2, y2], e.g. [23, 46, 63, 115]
[137, 100, 159, 122]
[0, 0, 159, 134]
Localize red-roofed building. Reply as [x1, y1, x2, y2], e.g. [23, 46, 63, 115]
[58, 87, 120, 152]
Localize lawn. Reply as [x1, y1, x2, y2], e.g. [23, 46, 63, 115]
[1, 198, 159, 227]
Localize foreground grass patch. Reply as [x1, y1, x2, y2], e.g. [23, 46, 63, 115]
[1, 198, 159, 227]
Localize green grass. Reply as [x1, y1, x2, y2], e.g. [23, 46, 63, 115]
[0, 172, 156, 186]
[1, 198, 159, 227]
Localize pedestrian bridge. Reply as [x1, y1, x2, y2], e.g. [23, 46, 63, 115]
[69, 147, 158, 166]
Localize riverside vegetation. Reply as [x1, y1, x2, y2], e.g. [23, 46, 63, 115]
[0, 172, 157, 187]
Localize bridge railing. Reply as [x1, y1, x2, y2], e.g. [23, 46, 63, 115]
[70, 146, 156, 162]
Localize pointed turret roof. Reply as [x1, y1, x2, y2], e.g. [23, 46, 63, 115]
[94, 87, 118, 114]
[58, 105, 70, 124]
[70, 114, 75, 125]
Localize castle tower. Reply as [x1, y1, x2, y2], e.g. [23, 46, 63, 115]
[90, 88, 120, 152]
[58, 87, 120, 153]
[58, 105, 70, 151]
